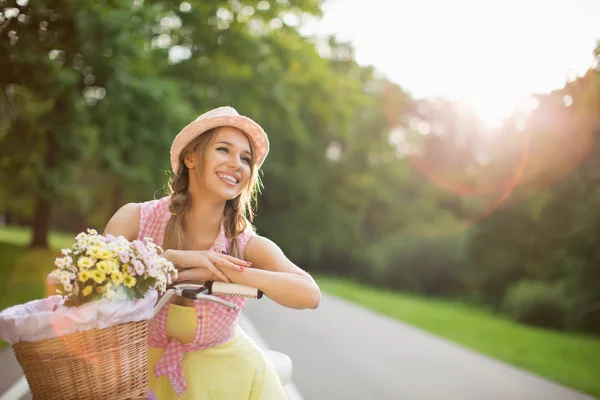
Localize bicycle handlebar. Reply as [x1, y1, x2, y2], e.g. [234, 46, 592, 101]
[153, 282, 263, 317]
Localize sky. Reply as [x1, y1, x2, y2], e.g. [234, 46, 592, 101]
[300, 0, 600, 125]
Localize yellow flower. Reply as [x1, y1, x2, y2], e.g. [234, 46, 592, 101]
[96, 261, 109, 274]
[82, 286, 93, 297]
[98, 248, 114, 260]
[121, 264, 130, 273]
[86, 245, 100, 257]
[77, 257, 95, 269]
[78, 271, 91, 282]
[96, 285, 105, 294]
[111, 271, 124, 285]
[91, 270, 106, 284]
[109, 260, 120, 273]
[123, 275, 136, 288]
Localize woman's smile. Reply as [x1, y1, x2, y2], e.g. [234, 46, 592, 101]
[216, 172, 240, 186]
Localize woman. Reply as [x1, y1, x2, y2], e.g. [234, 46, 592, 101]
[103, 106, 321, 399]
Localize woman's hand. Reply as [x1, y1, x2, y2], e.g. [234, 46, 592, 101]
[163, 249, 250, 283]
[177, 266, 226, 283]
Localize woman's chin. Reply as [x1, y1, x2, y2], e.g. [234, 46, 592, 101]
[204, 181, 241, 201]
[217, 189, 242, 201]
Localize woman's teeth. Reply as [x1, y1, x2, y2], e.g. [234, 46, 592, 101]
[218, 174, 237, 184]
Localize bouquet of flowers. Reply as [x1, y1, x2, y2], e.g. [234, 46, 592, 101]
[0, 229, 177, 399]
[47, 228, 177, 307]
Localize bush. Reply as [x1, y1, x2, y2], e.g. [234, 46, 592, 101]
[566, 295, 600, 334]
[501, 280, 568, 329]
[361, 229, 469, 296]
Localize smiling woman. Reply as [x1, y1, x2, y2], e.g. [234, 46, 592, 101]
[184, 127, 256, 205]
[103, 106, 321, 399]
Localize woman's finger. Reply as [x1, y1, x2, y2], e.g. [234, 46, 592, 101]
[176, 268, 204, 282]
[205, 262, 230, 282]
[176, 267, 227, 283]
[213, 252, 251, 266]
[213, 257, 245, 271]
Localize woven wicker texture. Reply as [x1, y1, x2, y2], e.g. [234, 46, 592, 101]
[13, 320, 149, 400]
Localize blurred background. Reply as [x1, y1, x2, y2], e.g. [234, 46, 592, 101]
[1, 0, 599, 397]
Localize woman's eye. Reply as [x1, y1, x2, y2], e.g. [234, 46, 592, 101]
[242, 157, 251, 164]
[217, 147, 228, 153]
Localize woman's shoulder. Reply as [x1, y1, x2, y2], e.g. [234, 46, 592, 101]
[104, 197, 170, 242]
[138, 196, 171, 236]
[139, 196, 171, 218]
[236, 219, 256, 245]
[103, 203, 141, 241]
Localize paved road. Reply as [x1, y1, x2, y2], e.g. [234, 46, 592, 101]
[243, 294, 597, 400]
[0, 348, 31, 400]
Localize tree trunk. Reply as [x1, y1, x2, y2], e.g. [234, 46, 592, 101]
[2, 211, 10, 226]
[29, 194, 50, 248]
[29, 98, 63, 249]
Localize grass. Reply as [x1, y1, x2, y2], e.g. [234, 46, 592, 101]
[316, 275, 600, 399]
[0, 226, 75, 347]
[0, 225, 75, 250]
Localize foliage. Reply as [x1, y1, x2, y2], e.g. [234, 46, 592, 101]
[1, 1, 599, 335]
[501, 280, 568, 329]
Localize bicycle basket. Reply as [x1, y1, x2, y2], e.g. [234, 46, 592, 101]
[13, 320, 149, 400]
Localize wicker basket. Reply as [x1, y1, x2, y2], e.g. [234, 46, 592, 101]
[13, 320, 149, 400]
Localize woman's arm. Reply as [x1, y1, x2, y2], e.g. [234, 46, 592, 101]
[102, 203, 141, 241]
[102, 206, 319, 309]
[223, 235, 321, 310]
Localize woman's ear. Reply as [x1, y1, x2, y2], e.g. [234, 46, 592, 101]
[184, 152, 196, 169]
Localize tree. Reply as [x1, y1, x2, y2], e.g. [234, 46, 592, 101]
[0, 0, 324, 247]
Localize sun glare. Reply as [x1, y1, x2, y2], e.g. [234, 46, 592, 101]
[467, 95, 520, 129]
[302, 0, 599, 129]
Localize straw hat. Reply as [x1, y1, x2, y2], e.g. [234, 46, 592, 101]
[170, 106, 269, 172]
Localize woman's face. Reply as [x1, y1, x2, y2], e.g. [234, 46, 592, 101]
[188, 126, 253, 201]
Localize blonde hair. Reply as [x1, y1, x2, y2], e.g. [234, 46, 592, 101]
[162, 127, 261, 259]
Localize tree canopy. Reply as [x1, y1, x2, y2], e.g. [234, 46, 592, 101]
[1, 2, 599, 333]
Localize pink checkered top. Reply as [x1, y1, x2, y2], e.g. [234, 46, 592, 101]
[137, 196, 254, 395]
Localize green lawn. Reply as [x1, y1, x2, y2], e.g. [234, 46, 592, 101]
[0, 226, 75, 347]
[0, 225, 75, 250]
[316, 276, 600, 398]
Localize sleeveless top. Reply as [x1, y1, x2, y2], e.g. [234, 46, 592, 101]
[137, 196, 254, 395]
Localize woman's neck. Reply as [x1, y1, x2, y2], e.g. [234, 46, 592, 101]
[183, 193, 226, 245]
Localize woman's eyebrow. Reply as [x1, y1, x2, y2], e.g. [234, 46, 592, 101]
[216, 141, 252, 156]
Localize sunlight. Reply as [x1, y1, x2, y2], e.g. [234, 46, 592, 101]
[466, 94, 521, 129]
[301, 0, 599, 129]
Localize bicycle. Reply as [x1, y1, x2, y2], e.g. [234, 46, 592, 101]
[8, 281, 293, 400]
[145, 281, 293, 399]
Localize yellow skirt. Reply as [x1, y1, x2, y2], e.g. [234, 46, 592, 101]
[148, 304, 287, 400]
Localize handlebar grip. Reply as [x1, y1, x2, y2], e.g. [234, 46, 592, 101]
[205, 281, 263, 299]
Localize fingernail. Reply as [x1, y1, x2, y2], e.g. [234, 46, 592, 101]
[246, 261, 252, 265]
[228, 278, 232, 283]
[239, 266, 245, 271]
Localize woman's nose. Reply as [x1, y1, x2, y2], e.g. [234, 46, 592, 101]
[228, 155, 242, 169]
